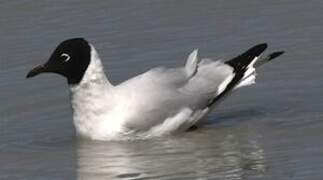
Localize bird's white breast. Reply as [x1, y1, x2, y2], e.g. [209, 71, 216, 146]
[69, 45, 126, 140]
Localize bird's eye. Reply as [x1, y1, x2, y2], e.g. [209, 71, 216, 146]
[61, 53, 70, 62]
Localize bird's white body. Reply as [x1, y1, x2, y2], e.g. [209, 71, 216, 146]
[69, 45, 256, 141]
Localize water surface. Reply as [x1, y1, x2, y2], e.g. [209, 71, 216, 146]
[1, 0, 323, 179]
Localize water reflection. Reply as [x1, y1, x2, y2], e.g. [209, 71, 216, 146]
[77, 127, 266, 179]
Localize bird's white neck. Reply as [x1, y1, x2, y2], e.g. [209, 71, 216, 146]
[71, 44, 112, 89]
[68, 45, 114, 139]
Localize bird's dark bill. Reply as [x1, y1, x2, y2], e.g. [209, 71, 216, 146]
[26, 65, 46, 78]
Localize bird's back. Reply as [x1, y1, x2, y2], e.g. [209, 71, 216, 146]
[113, 59, 233, 137]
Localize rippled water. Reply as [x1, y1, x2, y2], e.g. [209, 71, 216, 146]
[1, 0, 323, 179]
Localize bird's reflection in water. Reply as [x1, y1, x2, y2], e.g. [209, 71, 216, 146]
[77, 127, 266, 180]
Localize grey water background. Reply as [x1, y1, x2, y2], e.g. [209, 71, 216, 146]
[1, 0, 323, 179]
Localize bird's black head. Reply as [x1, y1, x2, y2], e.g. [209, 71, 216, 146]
[26, 38, 91, 84]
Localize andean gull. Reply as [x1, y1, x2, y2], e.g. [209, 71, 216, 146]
[26, 38, 284, 140]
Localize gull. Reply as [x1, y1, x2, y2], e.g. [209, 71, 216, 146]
[26, 38, 284, 140]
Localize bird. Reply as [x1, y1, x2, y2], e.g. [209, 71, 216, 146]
[26, 38, 284, 141]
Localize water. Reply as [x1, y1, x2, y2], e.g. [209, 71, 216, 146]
[1, 0, 323, 179]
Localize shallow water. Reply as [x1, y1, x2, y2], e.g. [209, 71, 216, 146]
[1, 0, 323, 179]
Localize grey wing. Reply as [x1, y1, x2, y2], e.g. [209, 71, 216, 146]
[181, 59, 234, 96]
[119, 58, 233, 132]
[120, 43, 283, 132]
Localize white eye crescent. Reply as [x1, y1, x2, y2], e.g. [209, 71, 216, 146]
[61, 53, 70, 62]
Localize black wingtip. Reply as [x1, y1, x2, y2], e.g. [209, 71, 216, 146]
[208, 43, 268, 108]
[247, 43, 268, 57]
[254, 43, 268, 50]
[269, 51, 285, 60]
[226, 43, 268, 70]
